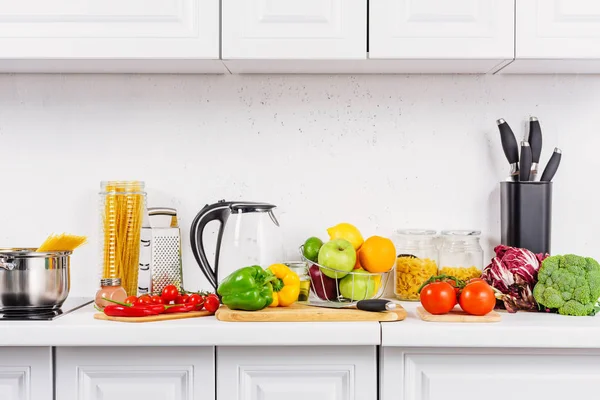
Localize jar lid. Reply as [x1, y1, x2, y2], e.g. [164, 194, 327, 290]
[395, 229, 437, 236]
[441, 230, 481, 237]
[100, 278, 122, 286]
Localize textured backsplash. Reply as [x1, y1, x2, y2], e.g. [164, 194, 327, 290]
[0, 73, 597, 296]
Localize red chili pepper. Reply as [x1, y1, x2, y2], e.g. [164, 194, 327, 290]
[163, 303, 195, 314]
[104, 305, 158, 317]
[102, 299, 165, 316]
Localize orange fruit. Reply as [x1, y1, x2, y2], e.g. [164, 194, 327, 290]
[359, 236, 396, 273]
[353, 249, 363, 270]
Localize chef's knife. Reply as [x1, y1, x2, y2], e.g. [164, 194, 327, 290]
[528, 117, 543, 180]
[540, 148, 562, 182]
[496, 118, 520, 181]
[306, 299, 397, 312]
[519, 141, 532, 181]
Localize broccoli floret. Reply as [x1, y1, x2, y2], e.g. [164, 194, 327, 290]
[533, 254, 600, 316]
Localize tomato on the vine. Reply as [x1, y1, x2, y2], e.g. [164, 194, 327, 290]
[124, 296, 138, 305]
[419, 282, 456, 315]
[161, 285, 179, 303]
[187, 294, 204, 310]
[459, 281, 495, 316]
[135, 295, 152, 306]
[150, 295, 164, 305]
[204, 294, 220, 313]
[176, 294, 189, 304]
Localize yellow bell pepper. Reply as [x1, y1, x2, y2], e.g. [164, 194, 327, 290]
[267, 263, 300, 307]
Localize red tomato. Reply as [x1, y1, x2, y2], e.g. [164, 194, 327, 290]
[187, 294, 204, 310]
[459, 281, 495, 316]
[150, 295, 164, 305]
[175, 294, 190, 304]
[420, 282, 456, 315]
[124, 296, 138, 305]
[204, 295, 220, 313]
[135, 295, 152, 306]
[161, 285, 179, 303]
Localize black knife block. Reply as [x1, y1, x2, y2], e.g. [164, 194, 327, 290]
[500, 181, 552, 255]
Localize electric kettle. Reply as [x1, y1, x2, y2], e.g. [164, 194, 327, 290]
[190, 200, 284, 290]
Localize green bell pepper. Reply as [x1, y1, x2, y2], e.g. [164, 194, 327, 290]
[217, 265, 275, 311]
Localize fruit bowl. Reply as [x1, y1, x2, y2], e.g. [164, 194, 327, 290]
[299, 245, 391, 304]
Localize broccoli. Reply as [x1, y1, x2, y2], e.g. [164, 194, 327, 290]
[533, 254, 600, 316]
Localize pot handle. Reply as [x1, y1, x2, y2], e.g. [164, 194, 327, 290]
[0, 261, 16, 271]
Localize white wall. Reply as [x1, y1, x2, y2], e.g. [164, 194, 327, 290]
[0, 73, 597, 297]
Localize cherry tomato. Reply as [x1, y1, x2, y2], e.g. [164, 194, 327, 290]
[135, 295, 152, 306]
[204, 295, 220, 313]
[175, 294, 190, 304]
[459, 281, 495, 316]
[161, 285, 179, 303]
[124, 296, 138, 305]
[187, 294, 204, 310]
[150, 295, 164, 305]
[420, 282, 456, 315]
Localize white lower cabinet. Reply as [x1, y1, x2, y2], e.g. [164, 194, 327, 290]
[217, 346, 377, 400]
[381, 347, 600, 400]
[0, 347, 52, 400]
[55, 346, 214, 400]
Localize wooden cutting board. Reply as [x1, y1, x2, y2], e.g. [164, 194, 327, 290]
[417, 306, 501, 323]
[216, 303, 407, 322]
[94, 310, 212, 323]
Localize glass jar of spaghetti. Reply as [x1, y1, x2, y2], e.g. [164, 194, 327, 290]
[438, 230, 484, 282]
[99, 181, 147, 297]
[392, 229, 438, 301]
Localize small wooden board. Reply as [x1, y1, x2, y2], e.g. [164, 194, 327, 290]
[417, 306, 501, 323]
[94, 310, 212, 323]
[216, 303, 407, 322]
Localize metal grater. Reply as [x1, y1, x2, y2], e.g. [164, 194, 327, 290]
[137, 207, 183, 295]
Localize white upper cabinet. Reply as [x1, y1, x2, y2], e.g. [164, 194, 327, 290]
[0, 0, 224, 73]
[222, 0, 367, 72]
[501, 0, 600, 73]
[369, 0, 515, 73]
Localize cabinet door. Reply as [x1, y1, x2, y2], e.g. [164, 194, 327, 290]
[0, 347, 52, 400]
[369, 0, 514, 72]
[218, 346, 376, 400]
[381, 347, 600, 400]
[0, 0, 222, 72]
[222, 0, 367, 59]
[56, 347, 214, 400]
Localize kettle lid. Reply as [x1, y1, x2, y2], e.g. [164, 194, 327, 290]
[230, 201, 277, 213]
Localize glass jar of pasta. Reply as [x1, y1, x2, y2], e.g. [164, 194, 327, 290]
[438, 230, 484, 282]
[392, 229, 438, 301]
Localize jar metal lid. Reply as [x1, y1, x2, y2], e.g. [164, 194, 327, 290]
[100, 278, 122, 286]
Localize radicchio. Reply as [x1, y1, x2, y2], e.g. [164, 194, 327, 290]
[481, 245, 548, 313]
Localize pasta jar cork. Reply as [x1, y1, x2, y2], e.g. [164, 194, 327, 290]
[438, 230, 484, 282]
[392, 229, 439, 301]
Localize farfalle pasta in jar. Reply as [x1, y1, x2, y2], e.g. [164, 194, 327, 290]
[392, 230, 438, 301]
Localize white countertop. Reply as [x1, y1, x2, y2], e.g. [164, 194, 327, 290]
[0, 304, 381, 347]
[382, 302, 600, 349]
[4, 302, 600, 348]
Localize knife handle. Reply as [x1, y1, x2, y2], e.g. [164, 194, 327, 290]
[519, 142, 532, 181]
[529, 117, 543, 164]
[540, 148, 562, 182]
[356, 299, 396, 312]
[497, 119, 519, 164]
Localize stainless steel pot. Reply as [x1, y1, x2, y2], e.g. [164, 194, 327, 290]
[0, 248, 71, 311]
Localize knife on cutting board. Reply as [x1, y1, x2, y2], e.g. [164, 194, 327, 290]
[528, 117, 543, 180]
[306, 299, 397, 312]
[519, 141, 532, 181]
[497, 118, 520, 181]
[540, 148, 562, 182]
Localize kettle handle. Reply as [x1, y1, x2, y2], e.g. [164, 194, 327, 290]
[190, 202, 232, 290]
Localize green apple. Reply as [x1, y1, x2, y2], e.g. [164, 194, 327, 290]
[317, 239, 356, 279]
[339, 269, 376, 300]
[303, 236, 323, 262]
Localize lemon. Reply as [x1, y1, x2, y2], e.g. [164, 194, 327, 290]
[327, 223, 364, 251]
